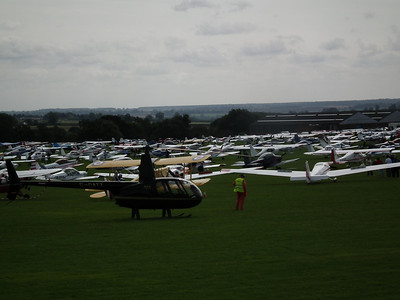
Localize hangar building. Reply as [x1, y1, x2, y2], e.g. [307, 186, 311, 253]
[249, 110, 400, 134]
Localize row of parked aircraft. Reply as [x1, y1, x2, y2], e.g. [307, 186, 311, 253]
[1, 127, 400, 218]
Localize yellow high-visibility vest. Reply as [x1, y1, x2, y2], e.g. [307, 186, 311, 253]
[233, 177, 245, 192]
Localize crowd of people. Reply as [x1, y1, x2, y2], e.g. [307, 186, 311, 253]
[366, 155, 400, 177]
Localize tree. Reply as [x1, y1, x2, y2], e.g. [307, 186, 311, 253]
[0, 113, 18, 141]
[98, 119, 123, 140]
[155, 112, 165, 122]
[210, 109, 264, 136]
[43, 112, 61, 125]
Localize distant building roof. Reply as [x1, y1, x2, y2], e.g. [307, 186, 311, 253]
[250, 110, 395, 134]
[379, 111, 400, 123]
[340, 112, 377, 125]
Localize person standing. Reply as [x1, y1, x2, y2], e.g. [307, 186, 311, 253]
[233, 174, 247, 210]
[385, 156, 392, 177]
[365, 156, 373, 176]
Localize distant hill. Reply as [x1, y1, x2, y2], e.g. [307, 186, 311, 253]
[5, 98, 400, 121]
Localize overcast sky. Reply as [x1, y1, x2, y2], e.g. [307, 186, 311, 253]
[1, 0, 399, 111]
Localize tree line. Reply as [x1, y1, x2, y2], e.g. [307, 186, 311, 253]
[0, 109, 265, 142]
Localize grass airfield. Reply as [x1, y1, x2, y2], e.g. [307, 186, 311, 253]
[1, 151, 400, 299]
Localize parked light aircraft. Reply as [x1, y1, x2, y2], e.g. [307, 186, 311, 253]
[189, 160, 400, 184]
[304, 144, 395, 156]
[232, 146, 299, 169]
[36, 167, 99, 181]
[5, 148, 208, 219]
[31, 159, 82, 170]
[1, 167, 61, 179]
[199, 143, 239, 157]
[330, 148, 366, 164]
[232, 141, 306, 157]
[1, 166, 61, 198]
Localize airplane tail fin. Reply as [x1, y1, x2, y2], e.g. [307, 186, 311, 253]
[249, 145, 259, 157]
[30, 162, 42, 170]
[306, 144, 315, 153]
[242, 149, 251, 166]
[60, 148, 66, 156]
[5, 160, 22, 200]
[319, 137, 328, 147]
[330, 149, 340, 164]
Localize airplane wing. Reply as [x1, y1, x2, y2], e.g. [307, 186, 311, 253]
[327, 162, 400, 177]
[215, 151, 239, 157]
[234, 168, 305, 178]
[276, 158, 300, 166]
[154, 154, 211, 166]
[187, 167, 305, 180]
[75, 176, 99, 180]
[94, 172, 139, 180]
[236, 162, 400, 181]
[191, 178, 211, 186]
[5, 168, 62, 179]
[87, 160, 141, 169]
[187, 168, 237, 179]
[305, 147, 395, 156]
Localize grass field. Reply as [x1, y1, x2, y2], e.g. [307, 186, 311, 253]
[1, 152, 399, 299]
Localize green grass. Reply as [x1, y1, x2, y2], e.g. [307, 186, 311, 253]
[1, 152, 399, 299]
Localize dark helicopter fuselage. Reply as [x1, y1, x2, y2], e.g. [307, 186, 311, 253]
[5, 147, 204, 219]
[24, 177, 203, 210]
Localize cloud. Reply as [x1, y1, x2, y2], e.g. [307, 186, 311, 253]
[227, 1, 252, 12]
[0, 21, 21, 30]
[173, 0, 215, 11]
[135, 65, 169, 76]
[320, 38, 346, 51]
[196, 22, 255, 35]
[290, 53, 326, 64]
[164, 37, 187, 50]
[364, 11, 375, 19]
[241, 36, 301, 57]
[387, 26, 400, 51]
[357, 40, 381, 58]
[170, 47, 227, 66]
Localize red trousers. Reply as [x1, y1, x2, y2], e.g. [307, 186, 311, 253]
[235, 192, 246, 210]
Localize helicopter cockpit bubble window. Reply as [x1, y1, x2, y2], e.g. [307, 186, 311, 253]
[181, 180, 202, 199]
[155, 179, 186, 197]
[155, 178, 202, 198]
[167, 180, 186, 196]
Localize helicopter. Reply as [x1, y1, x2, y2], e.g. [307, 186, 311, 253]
[5, 147, 206, 220]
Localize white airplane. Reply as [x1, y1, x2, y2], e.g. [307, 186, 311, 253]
[0, 167, 62, 179]
[234, 142, 305, 155]
[94, 150, 127, 161]
[189, 160, 400, 184]
[36, 167, 98, 181]
[330, 148, 366, 164]
[304, 144, 395, 156]
[200, 143, 239, 158]
[30, 159, 82, 170]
